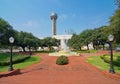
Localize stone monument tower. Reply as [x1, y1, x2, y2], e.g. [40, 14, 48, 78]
[49, 12, 79, 56]
[50, 12, 57, 36]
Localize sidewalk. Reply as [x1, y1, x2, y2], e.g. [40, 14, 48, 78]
[0, 52, 120, 84]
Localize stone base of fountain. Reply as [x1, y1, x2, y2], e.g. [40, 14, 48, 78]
[50, 35, 79, 56]
[49, 50, 79, 56]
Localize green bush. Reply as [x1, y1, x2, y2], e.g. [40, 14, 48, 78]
[0, 56, 30, 66]
[73, 50, 97, 53]
[0, 56, 41, 73]
[0, 53, 30, 66]
[56, 56, 69, 65]
[100, 53, 120, 66]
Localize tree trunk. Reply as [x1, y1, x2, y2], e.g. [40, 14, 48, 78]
[41, 46, 44, 51]
[29, 47, 32, 56]
[103, 44, 105, 50]
[28, 47, 30, 52]
[22, 46, 26, 52]
[79, 47, 82, 50]
[87, 44, 89, 50]
[96, 45, 98, 50]
[34, 47, 38, 51]
[93, 44, 95, 50]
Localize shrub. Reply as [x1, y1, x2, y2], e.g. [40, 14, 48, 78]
[56, 56, 69, 65]
[100, 53, 120, 66]
[74, 50, 97, 53]
[0, 54, 30, 66]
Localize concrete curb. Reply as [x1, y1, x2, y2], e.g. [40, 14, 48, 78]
[0, 69, 21, 78]
[102, 71, 120, 80]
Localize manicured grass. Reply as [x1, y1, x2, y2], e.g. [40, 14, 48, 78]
[0, 53, 31, 66]
[0, 56, 41, 72]
[87, 56, 120, 74]
[100, 52, 120, 66]
[0, 53, 29, 62]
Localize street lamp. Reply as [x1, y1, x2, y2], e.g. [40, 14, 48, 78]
[108, 34, 115, 74]
[9, 37, 15, 71]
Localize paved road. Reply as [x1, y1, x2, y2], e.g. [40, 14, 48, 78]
[0, 52, 120, 84]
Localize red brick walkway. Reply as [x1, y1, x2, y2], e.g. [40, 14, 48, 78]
[0, 51, 120, 84]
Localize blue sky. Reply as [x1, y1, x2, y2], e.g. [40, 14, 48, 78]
[0, 0, 117, 38]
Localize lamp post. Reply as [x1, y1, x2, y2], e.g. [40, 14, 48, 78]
[108, 34, 115, 74]
[9, 37, 15, 71]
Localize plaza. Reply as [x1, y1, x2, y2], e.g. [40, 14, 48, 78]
[0, 51, 120, 84]
[0, 0, 120, 84]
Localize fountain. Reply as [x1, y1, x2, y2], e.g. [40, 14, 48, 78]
[49, 12, 79, 56]
[49, 35, 79, 56]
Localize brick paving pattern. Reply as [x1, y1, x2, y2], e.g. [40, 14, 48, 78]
[0, 51, 120, 84]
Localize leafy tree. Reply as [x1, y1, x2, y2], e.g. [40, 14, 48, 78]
[0, 18, 17, 47]
[0, 18, 41, 52]
[91, 26, 109, 50]
[115, 0, 120, 9]
[40, 37, 60, 50]
[32, 38, 40, 51]
[79, 29, 93, 50]
[16, 31, 27, 52]
[17, 31, 40, 52]
[109, 9, 120, 44]
[68, 34, 83, 50]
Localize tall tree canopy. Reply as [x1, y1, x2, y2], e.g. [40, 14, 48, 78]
[40, 37, 60, 50]
[109, 9, 120, 44]
[0, 18, 17, 46]
[0, 18, 41, 51]
[16, 31, 40, 52]
[116, 0, 120, 9]
[68, 34, 83, 50]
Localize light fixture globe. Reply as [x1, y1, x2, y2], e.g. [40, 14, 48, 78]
[51, 12, 57, 16]
[9, 37, 15, 43]
[50, 12, 57, 20]
[108, 34, 114, 42]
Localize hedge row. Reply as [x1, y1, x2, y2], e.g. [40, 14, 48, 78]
[0, 56, 30, 66]
[100, 54, 120, 66]
[73, 50, 97, 53]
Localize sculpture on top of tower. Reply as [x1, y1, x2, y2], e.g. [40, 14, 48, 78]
[50, 12, 58, 36]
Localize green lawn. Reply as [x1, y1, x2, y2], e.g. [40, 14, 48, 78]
[0, 56, 41, 72]
[0, 53, 29, 63]
[87, 56, 120, 74]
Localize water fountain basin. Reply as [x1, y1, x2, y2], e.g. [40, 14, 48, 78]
[49, 50, 79, 56]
